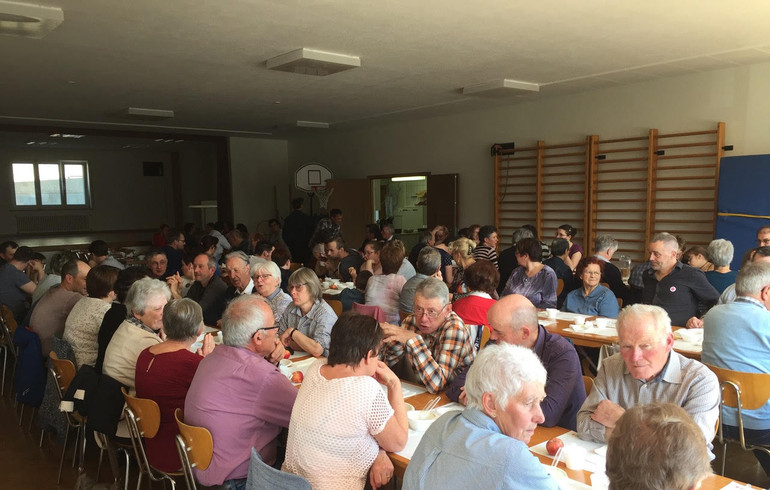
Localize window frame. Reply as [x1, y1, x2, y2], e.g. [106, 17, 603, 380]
[10, 160, 92, 209]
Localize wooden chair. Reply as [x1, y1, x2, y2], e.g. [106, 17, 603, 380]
[399, 310, 410, 322]
[479, 326, 491, 349]
[0, 306, 17, 397]
[352, 302, 386, 322]
[705, 363, 770, 476]
[582, 375, 594, 395]
[175, 408, 213, 490]
[325, 299, 343, 317]
[246, 447, 311, 490]
[289, 262, 302, 272]
[49, 351, 84, 484]
[122, 387, 181, 489]
[556, 278, 564, 296]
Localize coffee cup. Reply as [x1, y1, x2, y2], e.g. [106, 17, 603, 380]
[563, 445, 587, 470]
[546, 308, 559, 319]
[573, 316, 585, 326]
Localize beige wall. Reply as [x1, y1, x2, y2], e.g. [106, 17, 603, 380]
[284, 61, 770, 229]
[229, 137, 289, 236]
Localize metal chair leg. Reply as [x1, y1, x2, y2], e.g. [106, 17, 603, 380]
[57, 426, 71, 484]
[28, 407, 36, 432]
[72, 425, 82, 467]
[39, 427, 46, 447]
[721, 440, 727, 476]
[1, 346, 6, 397]
[18, 404, 25, 426]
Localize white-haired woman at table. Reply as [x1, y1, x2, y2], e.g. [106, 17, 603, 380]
[253, 259, 292, 320]
[278, 267, 337, 357]
[403, 343, 558, 490]
[283, 312, 408, 490]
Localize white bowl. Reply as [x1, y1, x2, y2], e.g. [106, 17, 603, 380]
[404, 403, 415, 412]
[407, 410, 439, 431]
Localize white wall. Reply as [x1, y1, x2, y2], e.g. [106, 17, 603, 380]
[229, 137, 289, 236]
[286, 62, 770, 227]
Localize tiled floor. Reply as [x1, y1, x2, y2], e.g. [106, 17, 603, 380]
[2, 391, 769, 489]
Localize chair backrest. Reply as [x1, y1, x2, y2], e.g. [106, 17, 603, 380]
[325, 299, 343, 317]
[174, 408, 213, 471]
[49, 351, 76, 393]
[121, 387, 161, 438]
[480, 325, 491, 349]
[705, 363, 770, 410]
[1, 305, 17, 336]
[289, 262, 302, 272]
[583, 375, 594, 395]
[399, 310, 409, 322]
[351, 302, 386, 322]
[556, 278, 564, 296]
[246, 447, 311, 490]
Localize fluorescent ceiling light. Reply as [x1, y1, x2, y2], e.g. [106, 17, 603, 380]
[462, 79, 540, 97]
[267, 48, 361, 76]
[0, 1, 64, 39]
[296, 120, 329, 129]
[392, 176, 426, 182]
[125, 107, 175, 120]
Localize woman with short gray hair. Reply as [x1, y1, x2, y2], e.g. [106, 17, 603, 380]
[254, 260, 292, 319]
[404, 343, 557, 489]
[705, 238, 737, 293]
[135, 298, 214, 473]
[277, 267, 337, 357]
[103, 277, 172, 389]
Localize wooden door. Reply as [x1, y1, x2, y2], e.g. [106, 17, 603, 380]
[327, 178, 371, 248]
[427, 174, 459, 234]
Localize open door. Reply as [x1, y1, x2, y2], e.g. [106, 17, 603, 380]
[327, 178, 371, 248]
[427, 174, 459, 234]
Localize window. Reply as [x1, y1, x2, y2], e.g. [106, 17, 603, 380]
[11, 161, 90, 208]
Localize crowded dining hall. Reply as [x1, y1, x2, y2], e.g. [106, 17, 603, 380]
[4, 2, 770, 489]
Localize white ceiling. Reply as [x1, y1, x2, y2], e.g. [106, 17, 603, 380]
[3, 0, 770, 137]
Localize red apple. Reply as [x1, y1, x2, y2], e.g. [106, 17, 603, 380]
[283, 350, 291, 359]
[291, 371, 304, 383]
[546, 437, 564, 456]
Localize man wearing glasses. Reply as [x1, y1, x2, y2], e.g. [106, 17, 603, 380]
[185, 295, 297, 490]
[380, 277, 474, 394]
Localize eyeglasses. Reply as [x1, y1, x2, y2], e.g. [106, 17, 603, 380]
[289, 283, 307, 291]
[254, 273, 274, 280]
[583, 270, 601, 276]
[413, 304, 448, 319]
[251, 326, 279, 337]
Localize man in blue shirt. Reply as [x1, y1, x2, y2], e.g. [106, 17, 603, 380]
[446, 294, 585, 430]
[702, 261, 770, 475]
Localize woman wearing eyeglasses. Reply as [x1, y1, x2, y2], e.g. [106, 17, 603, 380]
[562, 257, 619, 318]
[278, 267, 338, 357]
[283, 312, 408, 490]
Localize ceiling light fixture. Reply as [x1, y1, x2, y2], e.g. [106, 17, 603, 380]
[0, 0, 64, 39]
[392, 176, 426, 182]
[266, 48, 360, 76]
[296, 120, 330, 129]
[462, 79, 540, 97]
[125, 107, 175, 120]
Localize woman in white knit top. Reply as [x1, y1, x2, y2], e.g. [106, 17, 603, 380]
[283, 312, 408, 490]
[63, 265, 120, 367]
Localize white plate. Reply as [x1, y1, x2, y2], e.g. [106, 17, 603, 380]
[594, 445, 607, 457]
[543, 464, 568, 481]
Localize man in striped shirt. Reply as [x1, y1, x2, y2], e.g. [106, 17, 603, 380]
[380, 277, 474, 394]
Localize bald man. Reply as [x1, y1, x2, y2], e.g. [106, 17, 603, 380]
[445, 294, 585, 430]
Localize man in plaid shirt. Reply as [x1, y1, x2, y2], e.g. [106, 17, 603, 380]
[380, 277, 474, 393]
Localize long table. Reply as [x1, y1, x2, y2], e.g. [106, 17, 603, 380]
[541, 311, 702, 360]
[390, 391, 758, 490]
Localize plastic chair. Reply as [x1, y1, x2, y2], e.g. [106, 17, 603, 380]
[582, 375, 594, 395]
[49, 351, 84, 484]
[352, 303, 386, 322]
[122, 387, 181, 489]
[174, 408, 213, 490]
[325, 299, 343, 317]
[705, 363, 770, 476]
[246, 447, 311, 490]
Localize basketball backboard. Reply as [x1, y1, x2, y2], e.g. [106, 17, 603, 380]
[295, 163, 332, 192]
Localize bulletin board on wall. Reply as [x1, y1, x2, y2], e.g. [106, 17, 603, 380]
[493, 122, 726, 265]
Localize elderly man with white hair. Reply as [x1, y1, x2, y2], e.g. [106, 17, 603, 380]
[184, 295, 297, 489]
[577, 304, 719, 450]
[702, 261, 770, 475]
[641, 232, 719, 327]
[403, 343, 558, 489]
[224, 251, 255, 299]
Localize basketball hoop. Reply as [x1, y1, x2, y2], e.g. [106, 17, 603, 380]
[312, 184, 334, 209]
